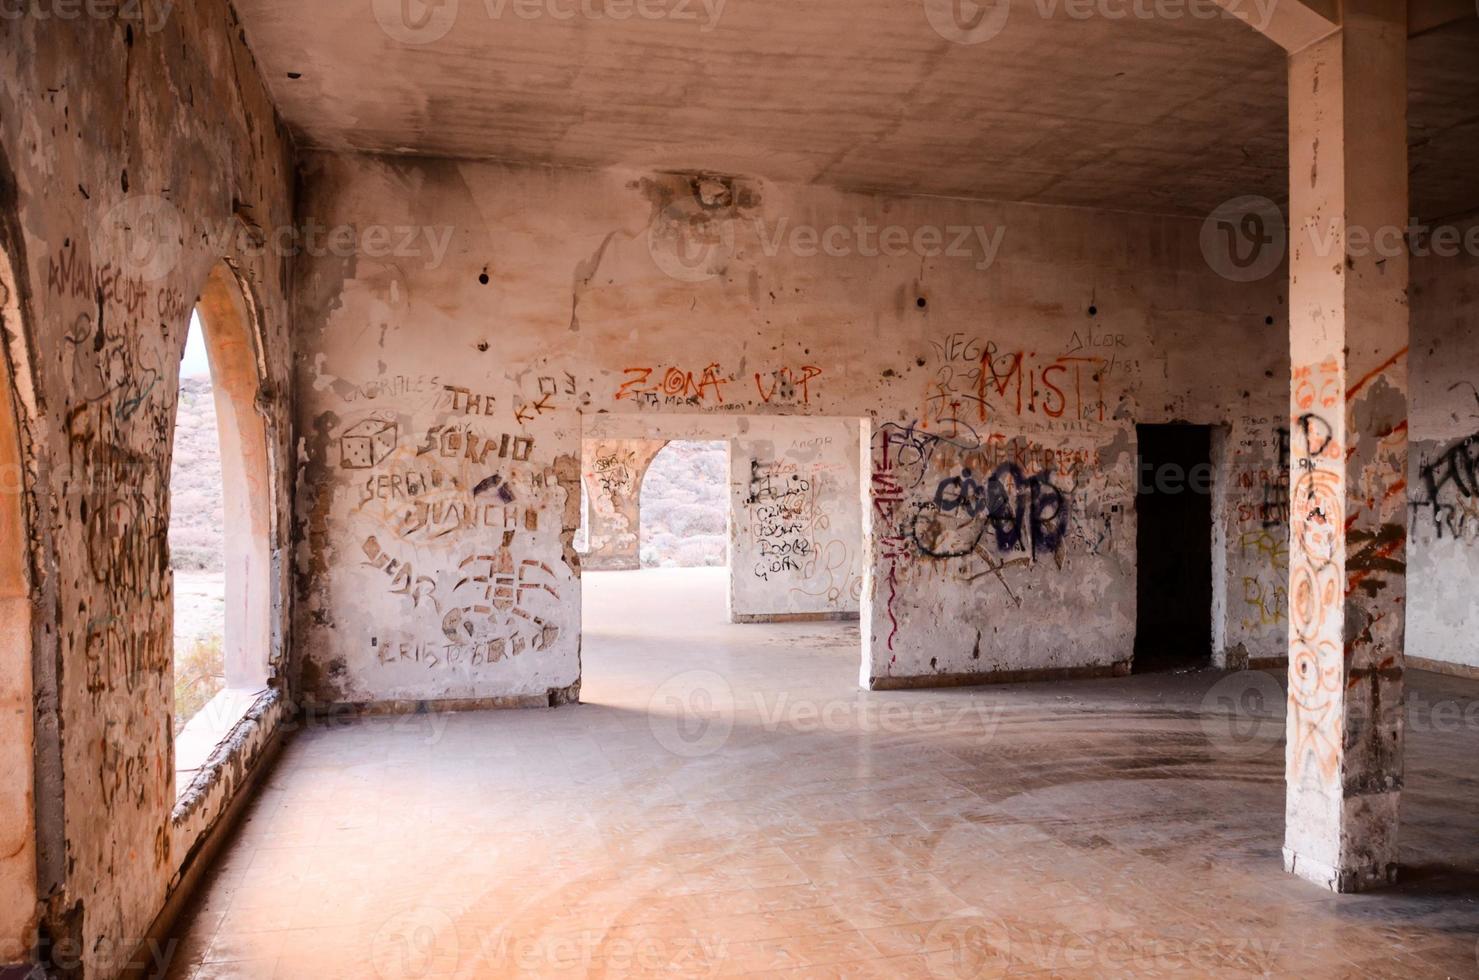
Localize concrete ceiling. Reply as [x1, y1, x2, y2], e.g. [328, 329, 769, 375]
[234, 0, 1479, 219]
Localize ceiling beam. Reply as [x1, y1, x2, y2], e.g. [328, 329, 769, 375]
[1407, 0, 1476, 37]
[1216, 0, 1475, 49]
[1211, 0, 1341, 52]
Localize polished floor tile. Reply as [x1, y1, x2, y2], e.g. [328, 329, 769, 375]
[162, 568, 1479, 978]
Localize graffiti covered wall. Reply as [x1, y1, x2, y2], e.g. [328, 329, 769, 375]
[869, 421, 1135, 682]
[730, 418, 863, 621]
[0, 6, 296, 974]
[295, 367, 581, 705]
[292, 151, 1289, 703]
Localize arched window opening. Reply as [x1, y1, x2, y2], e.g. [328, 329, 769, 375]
[170, 262, 273, 796]
[639, 441, 728, 568]
[169, 313, 226, 733]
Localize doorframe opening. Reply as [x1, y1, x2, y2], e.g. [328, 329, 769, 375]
[578, 414, 871, 696]
[1133, 422, 1219, 673]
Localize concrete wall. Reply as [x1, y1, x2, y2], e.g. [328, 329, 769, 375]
[730, 418, 863, 621]
[0, 5, 296, 976]
[580, 438, 667, 570]
[869, 422, 1137, 684]
[293, 150, 1289, 704]
[1408, 217, 1479, 672]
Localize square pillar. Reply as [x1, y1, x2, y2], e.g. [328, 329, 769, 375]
[1284, 0, 1409, 892]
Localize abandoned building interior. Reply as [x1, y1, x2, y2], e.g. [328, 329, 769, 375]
[4, 0, 1479, 976]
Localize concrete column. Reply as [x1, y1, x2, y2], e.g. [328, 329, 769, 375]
[1283, 0, 1408, 892]
[580, 439, 667, 571]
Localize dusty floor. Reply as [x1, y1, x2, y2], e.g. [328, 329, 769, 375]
[162, 568, 1479, 978]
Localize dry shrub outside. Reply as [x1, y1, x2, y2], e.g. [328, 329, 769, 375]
[640, 442, 728, 567]
[173, 634, 224, 736]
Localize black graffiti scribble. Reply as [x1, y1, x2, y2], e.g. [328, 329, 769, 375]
[911, 464, 1068, 560]
[472, 473, 515, 502]
[1413, 431, 1479, 539]
[875, 420, 985, 490]
[1293, 413, 1334, 470]
[1259, 425, 1292, 529]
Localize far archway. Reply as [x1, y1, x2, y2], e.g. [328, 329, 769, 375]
[577, 439, 669, 571]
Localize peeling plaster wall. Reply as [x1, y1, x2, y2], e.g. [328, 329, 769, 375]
[0, 6, 295, 975]
[730, 418, 863, 621]
[292, 151, 1287, 704]
[1408, 218, 1479, 672]
[580, 438, 667, 571]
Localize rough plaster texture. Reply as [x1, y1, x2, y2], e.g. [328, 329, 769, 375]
[0, 5, 296, 974]
[580, 438, 667, 570]
[292, 151, 1290, 707]
[1408, 215, 1479, 672]
[730, 417, 863, 621]
[1280, 6, 1408, 893]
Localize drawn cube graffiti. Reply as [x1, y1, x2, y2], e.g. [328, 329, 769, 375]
[340, 417, 398, 469]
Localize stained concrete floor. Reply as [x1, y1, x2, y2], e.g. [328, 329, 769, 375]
[163, 568, 1479, 978]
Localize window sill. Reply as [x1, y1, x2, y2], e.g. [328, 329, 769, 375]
[175, 686, 273, 801]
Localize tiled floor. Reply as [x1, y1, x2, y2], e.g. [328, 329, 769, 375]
[164, 568, 1479, 978]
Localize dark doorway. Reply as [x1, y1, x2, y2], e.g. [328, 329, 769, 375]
[1135, 424, 1213, 672]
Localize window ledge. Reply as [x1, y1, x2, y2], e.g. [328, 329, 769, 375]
[175, 686, 274, 802]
